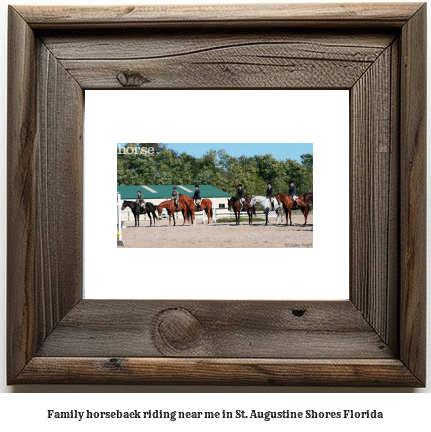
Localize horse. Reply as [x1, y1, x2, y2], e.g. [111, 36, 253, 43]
[303, 193, 313, 204]
[156, 200, 192, 226]
[275, 192, 312, 226]
[249, 196, 284, 225]
[121, 200, 158, 227]
[227, 197, 256, 225]
[178, 194, 213, 225]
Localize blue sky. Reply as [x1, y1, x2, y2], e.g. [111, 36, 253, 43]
[119, 143, 312, 161]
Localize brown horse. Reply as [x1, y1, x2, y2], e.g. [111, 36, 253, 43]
[303, 193, 313, 204]
[178, 194, 213, 225]
[275, 192, 312, 226]
[227, 197, 256, 225]
[156, 200, 192, 226]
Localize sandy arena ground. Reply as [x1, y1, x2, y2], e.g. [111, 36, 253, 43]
[119, 215, 313, 248]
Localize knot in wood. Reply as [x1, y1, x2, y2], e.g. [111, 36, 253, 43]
[155, 308, 203, 351]
[116, 71, 150, 87]
[292, 308, 306, 317]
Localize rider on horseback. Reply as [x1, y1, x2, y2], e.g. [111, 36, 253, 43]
[136, 190, 145, 211]
[172, 187, 179, 211]
[193, 185, 202, 211]
[237, 184, 246, 210]
[289, 180, 298, 209]
[266, 182, 274, 210]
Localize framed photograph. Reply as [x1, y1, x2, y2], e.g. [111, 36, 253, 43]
[7, 3, 426, 386]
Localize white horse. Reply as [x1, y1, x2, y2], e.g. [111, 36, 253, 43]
[250, 196, 284, 225]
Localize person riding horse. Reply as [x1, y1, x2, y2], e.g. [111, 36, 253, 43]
[136, 190, 145, 209]
[289, 181, 298, 209]
[237, 184, 245, 210]
[171, 187, 179, 211]
[266, 182, 274, 210]
[193, 185, 202, 211]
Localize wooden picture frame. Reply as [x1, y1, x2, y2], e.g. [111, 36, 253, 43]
[7, 3, 426, 386]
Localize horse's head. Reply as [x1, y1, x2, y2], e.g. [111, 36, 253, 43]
[121, 201, 128, 211]
[227, 197, 232, 211]
[250, 196, 257, 207]
[275, 193, 281, 205]
[156, 205, 163, 217]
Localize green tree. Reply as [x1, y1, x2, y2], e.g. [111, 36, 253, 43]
[117, 144, 312, 195]
[300, 153, 313, 169]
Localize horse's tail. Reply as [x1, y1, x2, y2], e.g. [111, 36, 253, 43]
[210, 207, 213, 219]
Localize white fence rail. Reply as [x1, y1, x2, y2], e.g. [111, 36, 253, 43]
[119, 208, 291, 223]
[117, 193, 124, 245]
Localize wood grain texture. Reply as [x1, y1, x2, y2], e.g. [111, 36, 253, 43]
[15, 358, 422, 386]
[7, 3, 427, 386]
[41, 30, 394, 89]
[399, 3, 427, 385]
[53, 32, 394, 89]
[7, 6, 38, 381]
[41, 31, 395, 60]
[7, 6, 84, 384]
[15, 3, 423, 29]
[35, 40, 84, 335]
[36, 300, 393, 359]
[350, 44, 399, 348]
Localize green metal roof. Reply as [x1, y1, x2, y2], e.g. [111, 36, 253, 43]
[117, 185, 232, 200]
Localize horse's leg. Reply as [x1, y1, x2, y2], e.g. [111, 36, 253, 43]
[289, 209, 293, 226]
[283, 205, 288, 226]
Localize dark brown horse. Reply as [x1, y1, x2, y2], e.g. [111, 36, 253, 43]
[156, 200, 192, 226]
[303, 193, 313, 204]
[179, 194, 213, 225]
[121, 200, 158, 227]
[227, 197, 256, 225]
[275, 192, 312, 226]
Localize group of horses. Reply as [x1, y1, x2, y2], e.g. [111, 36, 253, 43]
[121, 194, 213, 227]
[229, 192, 313, 226]
[121, 192, 313, 227]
